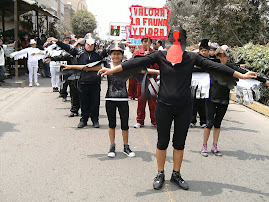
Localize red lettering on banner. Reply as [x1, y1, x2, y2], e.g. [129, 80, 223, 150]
[160, 9, 165, 17]
[129, 5, 170, 39]
[154, 28, 158, 35]
[148, 28, 153, 36]
[144, 8, 148, 16]
[148, 18, 153, 26]
[163, 19, 168, 26]
[143, 18, 147, 26]
[139, 27, 144, 35]
[153, 19, 157, 26]
[156, 19, 162, 26]
[134, 8, 138, 16]
[132, 27, 137, 35]
[139, 8, 143, 16]
[160, 29, 164, 36]
[136, 18, 140, 25]
[149, 8, 153, 16]
[155, 9, 159, 16]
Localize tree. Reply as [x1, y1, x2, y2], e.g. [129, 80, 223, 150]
[71, 10, 97, 38]
[167, 0, 269, 46]
[166, 0, 202, 45]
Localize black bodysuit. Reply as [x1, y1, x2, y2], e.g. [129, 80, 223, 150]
[121, 51, 235, 150]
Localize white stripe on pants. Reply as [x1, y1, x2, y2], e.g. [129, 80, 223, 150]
[28, 63, 38, 84]
[50, 62, 60, 88]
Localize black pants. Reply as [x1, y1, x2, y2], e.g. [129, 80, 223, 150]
[205, 100, 228, 129]
[69, 80, 80, 113]
[155, 101, 192, 150]
[79, 83, 100, 124]
[60, 79, 69, 98]
[191, 98, 206, 125]
[105, 100, 129, 130]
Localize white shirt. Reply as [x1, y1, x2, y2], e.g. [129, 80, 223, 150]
[0, 45, 8, 66]
[158, 46, 164, 51]
[10, 47, 44, 66]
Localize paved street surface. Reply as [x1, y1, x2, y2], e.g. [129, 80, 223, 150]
[0, 77, 269, 202]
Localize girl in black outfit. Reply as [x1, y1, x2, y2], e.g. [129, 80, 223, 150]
[201, 46, 269, 157]
[61, 42, 159, 157]
[98, 28, 257, 191]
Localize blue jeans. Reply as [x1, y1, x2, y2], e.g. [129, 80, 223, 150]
[0, 65, 6, 74]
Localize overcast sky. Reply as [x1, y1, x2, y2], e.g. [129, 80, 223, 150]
[87, 0, 166, 39]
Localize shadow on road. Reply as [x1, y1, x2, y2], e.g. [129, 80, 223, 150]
[86, 151, 191, 163]
[136, 180, 269, 197]
[222, 150, 269, 161]
[222, 118, 243, 125]
[0, 121, 19, 138]
[221, 126, 259, 133]
[189, 150, 269, 161]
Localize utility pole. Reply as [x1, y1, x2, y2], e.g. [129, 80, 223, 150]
[13, 0, 19, 80]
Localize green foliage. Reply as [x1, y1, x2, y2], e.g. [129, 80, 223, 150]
[49, 19, 60, 38]
[71, 10, 97, 38]
[167, 0, 269, 46]
[231, 43, 269, 105]
[19, 12, 33, 33]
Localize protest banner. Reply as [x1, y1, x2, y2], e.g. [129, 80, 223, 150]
[129, 5, 171, 40]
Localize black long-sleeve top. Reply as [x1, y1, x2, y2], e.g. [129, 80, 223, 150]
[209, 62, 267, 104]
[122, 51, 235, 106]
[56, 40, 105, 84]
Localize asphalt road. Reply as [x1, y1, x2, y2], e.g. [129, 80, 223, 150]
[0, 77, 269, 202]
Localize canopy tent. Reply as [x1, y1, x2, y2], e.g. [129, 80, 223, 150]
[0, 0, 58, 80]
[0, 28, 29, 37]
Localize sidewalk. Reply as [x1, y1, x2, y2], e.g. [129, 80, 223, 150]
[0, 74, 28, 88]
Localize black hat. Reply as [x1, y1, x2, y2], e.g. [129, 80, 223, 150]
[199, 39, 209, 50]
[209, 43, 218, 50]
[63, 35, 71, 40]
[108, 41, 125, 54]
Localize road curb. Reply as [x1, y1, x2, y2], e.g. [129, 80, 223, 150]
[230, 92, 269, 117]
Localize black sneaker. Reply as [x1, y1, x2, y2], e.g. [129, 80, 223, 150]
[123, 145, 135, 157]
[68, 112, 79, 117]
[62, 97, 67, 102]
[170, 172, 189, 190]
[93, 122, 100, 128]
[54, 87, 59, 92]
[108, 144, 116, 158]
[153, 172, 165, 190]
[77, 121, 87, 128]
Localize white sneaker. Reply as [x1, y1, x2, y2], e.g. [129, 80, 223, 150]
[123, 145, 135, 157]
[134, 123, 143, 128]
[35, 82, 40, 86]
[108, 144, 116, 158]
[29, 82, 33, 87]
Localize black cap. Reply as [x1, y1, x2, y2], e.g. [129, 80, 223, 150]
[199, 39, 209, 50]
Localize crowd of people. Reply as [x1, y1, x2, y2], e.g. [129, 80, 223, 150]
[1, 27, 269, 191]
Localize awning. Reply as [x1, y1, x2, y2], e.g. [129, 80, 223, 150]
[0, 0, 59, 19]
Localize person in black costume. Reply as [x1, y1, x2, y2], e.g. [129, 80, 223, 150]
[48, 34, 107, 128]
[97, 27, 257, 191]
[201, 45, 269, 157]
[189, 39, 209, 128]
[59, 35, 71, 102]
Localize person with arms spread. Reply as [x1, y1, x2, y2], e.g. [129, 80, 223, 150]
[97, 27, 257, 191]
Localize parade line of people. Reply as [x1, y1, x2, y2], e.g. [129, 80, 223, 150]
[3, 27, 269, 191]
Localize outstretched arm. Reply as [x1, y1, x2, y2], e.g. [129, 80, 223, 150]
[141, 69, 160, 74]
[61, 64, 102, 71]
[233, 71, 257, 79]
[61, 64, 86, 70]
[98, 65, 123, 77]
